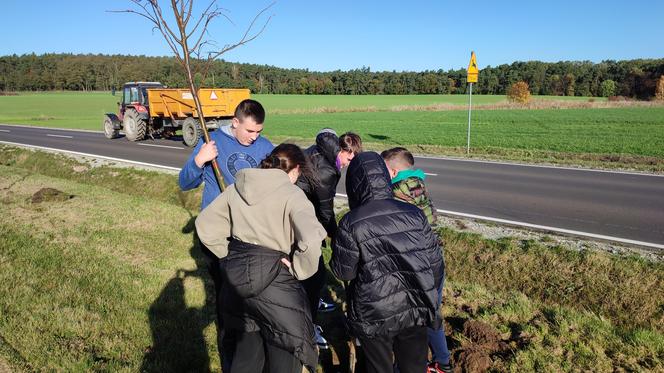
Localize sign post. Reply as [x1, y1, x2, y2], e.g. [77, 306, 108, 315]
[466, 51, 478, 154]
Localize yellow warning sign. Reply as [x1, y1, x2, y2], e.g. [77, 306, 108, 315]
[467, 51, 478, 83]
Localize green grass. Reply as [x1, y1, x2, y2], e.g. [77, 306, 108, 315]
[0, 91, 604, 129]
[0, 91, 118, 129]
[0, 92, 513, 129]
[1, 145, 663, 371]
[0, 162, 212, 371]
[264, 107, 664, 158]
[254, 93, 509, 110]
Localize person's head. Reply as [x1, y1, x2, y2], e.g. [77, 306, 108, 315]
[345, 152, 393, 209]
[337, 132, 363, 168]
[231, 99, 266, 146]
[381, 147, 414, 179]
[260, 143, 317, 185]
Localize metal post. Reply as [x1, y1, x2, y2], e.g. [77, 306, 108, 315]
[467, 82, 473, 154]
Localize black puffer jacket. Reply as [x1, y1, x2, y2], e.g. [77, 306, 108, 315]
[220, 239, 318, 371]
[297, 130, 341, 238]
[331, 152, 444, 339]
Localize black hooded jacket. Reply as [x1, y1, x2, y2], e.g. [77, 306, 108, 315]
[297, 131, 341, 238]
[220, 239, 318, 371]
[331, 152, 444, 338]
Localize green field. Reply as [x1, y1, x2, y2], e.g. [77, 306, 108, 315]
[265, 108, 664, 157]
[1, 92, 662, 170]
[0, 91, 603, 129]
[1, 147, 662, 371]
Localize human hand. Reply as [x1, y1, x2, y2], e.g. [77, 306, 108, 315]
[194, 141, 218, 168]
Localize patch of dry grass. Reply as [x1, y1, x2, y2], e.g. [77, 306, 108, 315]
[440, 228, 664, 332]
[268, 99, 664, 115]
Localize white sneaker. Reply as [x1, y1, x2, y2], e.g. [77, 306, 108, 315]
[314, 324, 330, 350]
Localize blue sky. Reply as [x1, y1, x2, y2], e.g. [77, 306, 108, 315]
[2, 0, 663, 72]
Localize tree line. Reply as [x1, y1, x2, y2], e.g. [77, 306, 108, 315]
[1, 53, 663, 98]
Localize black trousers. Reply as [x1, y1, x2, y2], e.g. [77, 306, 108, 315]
[359, 326, 428, 373]
[300, 255, 326, 321]
[201, 243, 235, 371]
[230, 331, 303, 373]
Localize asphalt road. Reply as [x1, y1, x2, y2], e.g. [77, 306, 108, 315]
[2, 123, 663, 249]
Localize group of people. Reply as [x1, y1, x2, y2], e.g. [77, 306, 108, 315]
[179, 99, 452, 373]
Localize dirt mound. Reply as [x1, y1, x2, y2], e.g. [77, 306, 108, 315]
[463, 320, 501, 345]
[31, 188, 73, 203]
[456, 347, 493, 372]
[452, 320, 511, 372]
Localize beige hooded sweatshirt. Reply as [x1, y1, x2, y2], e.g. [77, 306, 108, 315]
[195, 168, 327, 280]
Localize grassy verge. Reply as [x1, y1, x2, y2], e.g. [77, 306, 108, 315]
[0, 146, 662, 372]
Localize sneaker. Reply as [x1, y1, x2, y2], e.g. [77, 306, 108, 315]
[318, 298, 336, 313]
[314, 324, 330, 350]
[428, 362, 453, 373]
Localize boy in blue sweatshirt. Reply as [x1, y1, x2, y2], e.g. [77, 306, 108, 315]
[178, 99, 273, 370]
[179, 99, 274, 210]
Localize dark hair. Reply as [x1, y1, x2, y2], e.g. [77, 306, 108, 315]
[260, 143, 318, 186]
[339, 132, 363, 154]
[381, 147, 414, 167]
[234, 99, 266, 124]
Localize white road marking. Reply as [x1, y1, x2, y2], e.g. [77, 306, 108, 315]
[0, 141, 181, 172]
[435, 208, 664, 250]
[333, 193, 664, 250]
[46, 134, 73, 139]
[424, 173, 437, 176]
[137, 143, 185, 150]
[0, 123, 103, 133]
[0, 129, 10, 132]
[415, 154, 664, 178]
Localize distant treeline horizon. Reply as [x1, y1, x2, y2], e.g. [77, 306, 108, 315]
[1, 53, 663, 98]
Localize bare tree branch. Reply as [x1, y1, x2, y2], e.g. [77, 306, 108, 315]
[111, 0, 275, 192]
[206, 2, 274, 62]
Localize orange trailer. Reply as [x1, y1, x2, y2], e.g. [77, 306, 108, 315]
[103, 82, 250, 147]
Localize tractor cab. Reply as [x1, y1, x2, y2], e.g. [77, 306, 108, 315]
[119, 82, 164, 120]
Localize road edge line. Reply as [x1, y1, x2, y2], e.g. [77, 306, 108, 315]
[0, 140, 181, 172]
[334, 193, 664, 250]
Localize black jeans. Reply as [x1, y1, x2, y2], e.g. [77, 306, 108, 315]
[359, 326, 428, 373]
[230, 331, 303, 373]
[301, 255, 326, 321]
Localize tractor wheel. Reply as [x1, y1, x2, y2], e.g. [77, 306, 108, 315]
[123, 108, 147, 142]
[103, 115, 119, 139]
[182, 117, 202, 148]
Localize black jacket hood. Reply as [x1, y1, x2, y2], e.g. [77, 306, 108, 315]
[315, 131, 340, 166]
[345, 152, 393, 209]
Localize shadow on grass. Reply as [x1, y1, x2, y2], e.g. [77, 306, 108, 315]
[367, 133, 391, 141]
[141, 216, 218, 373]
